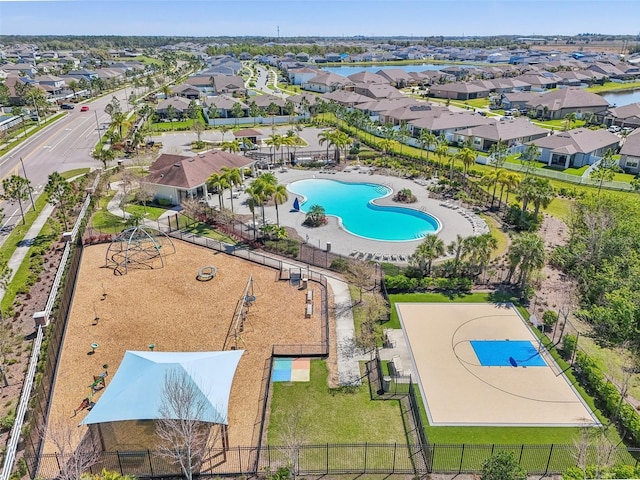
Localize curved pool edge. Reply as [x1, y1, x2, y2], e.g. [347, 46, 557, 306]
[287, 178, 443, 242]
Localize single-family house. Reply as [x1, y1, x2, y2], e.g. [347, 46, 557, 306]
[528, 128, 620, 168]
[251, 93, 288, 115]
[453, 117, 549, 152]
[321, 90, 370, 108]
[500, 91, 542, 111]
[600, 103, 640, 130]
[409, 111, 493, 139]
[347, 71, 389, 85]
[525, 87, 610, 120]
[354, 83, 405, 100]
[514, 73, 559, 90]
[155, 97, 192, 120]
[204, 95, 247, 120]
[375, 69, 414, 88]
[171, 84, 202, 100]
[619, 130, 640, 174]
[302, 72, 352, 93]
[143, 151, 255, 204]
[288, 67, 320, 86]
[429, 82, 491, 101]
[209, 74, 246, 96]
[382, 103, 449, 126]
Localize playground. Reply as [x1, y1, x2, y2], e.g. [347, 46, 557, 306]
[45, 240, 323, 453]
[396, 303, 599, 427]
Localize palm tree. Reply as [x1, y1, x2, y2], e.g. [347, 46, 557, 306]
[221, 166, 242, 212]
[502, 171, 520, 207]
[564, 112, 577, 131]
[530, 177, 554, 219]
[447, 234, 468, 278]
[434, 143, 449, 177]
[419, 130, 437, 165]
[411, 234, 445, 276]
[507, 232, 545, 288]
[265, 134, 284, 164]
[480, 169, 505, 210]
[272, 184, 289, 226]
[220, 139, 241, 154]
[161, 85, 172, 99]
[397, 122, 411, 156]
[456, 147, 477, 186]
[331, 130, 350, 163]
[317, 129, 335, 162]
[206, 172, 229, 210]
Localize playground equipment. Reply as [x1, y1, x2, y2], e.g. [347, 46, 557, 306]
[73, 393, 94, 416]
[105, 225, 176, 275]
[223, 275, 258, 351]
[89, 370, 108, 392]
[197, 265, 217, 281]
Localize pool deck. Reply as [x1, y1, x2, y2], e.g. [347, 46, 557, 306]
[231, 169, 485, 259]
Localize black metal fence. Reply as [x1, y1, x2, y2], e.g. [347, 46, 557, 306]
[21, 238, 85, 476]
[28, 442, 640, 479]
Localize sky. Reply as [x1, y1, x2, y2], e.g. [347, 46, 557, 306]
[0, 0, 639, 38]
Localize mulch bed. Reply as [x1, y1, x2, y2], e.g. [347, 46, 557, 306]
[45, 239, 324, 452]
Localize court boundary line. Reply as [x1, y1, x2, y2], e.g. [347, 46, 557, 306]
[396, 302, 600, 427]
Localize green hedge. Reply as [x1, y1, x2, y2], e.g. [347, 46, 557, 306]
[384, 274, 472, 293]
[575, 351, 640, 444]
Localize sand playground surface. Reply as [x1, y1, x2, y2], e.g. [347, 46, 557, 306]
[46, 240, 324, 452]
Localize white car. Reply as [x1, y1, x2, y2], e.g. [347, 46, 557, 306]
[608, 125, 621, 133]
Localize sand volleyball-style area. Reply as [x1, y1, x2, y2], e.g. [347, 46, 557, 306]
[46, 239, 323, 452]
[396, 303, 599, 427]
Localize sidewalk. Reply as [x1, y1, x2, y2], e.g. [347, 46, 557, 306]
[0, 204, 55, 303]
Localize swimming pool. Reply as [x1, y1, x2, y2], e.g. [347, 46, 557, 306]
[288, 178, 441, 241]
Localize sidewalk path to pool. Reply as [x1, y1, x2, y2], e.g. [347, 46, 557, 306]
[230, 169, 485, 259]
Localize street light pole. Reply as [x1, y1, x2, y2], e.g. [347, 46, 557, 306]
[95, 110, 102, 139]
[19, 157, 36, 211]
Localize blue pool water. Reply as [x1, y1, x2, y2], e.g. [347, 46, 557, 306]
[470, 340, 547, 367]
[288, 179, 440, 241]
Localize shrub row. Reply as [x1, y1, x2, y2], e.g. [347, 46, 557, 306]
[563, 464, 640, 480]
[384, 274, 473, 293]
[574, 350, 640, 445]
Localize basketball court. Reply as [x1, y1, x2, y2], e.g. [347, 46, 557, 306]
[396, 303, 599, 426]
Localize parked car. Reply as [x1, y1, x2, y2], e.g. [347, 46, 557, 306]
[61, 104, 74, 110]
[80, 105, 89, 112]
[622, 127, 635, 135]
[608, 125, 621, 133]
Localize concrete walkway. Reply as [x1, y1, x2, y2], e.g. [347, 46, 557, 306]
[0, 204, 55, 303]
[106, 182, 364, 385]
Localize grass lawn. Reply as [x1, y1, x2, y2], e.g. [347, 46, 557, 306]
[460, 98, 490, 109]
[561, 165, 589, 176]
[182, 222, 239, 244]
[385, 292, 512, 330]
[478, 214, 508, 259]
[152, 119, 195, 131]
[613, 171, 635, 183]
[268, 360, 407, 444]
[124, 204, 167, 221]
[586, 81, 640, 94]
[61, 168, 91, 180]
[543, 196, 573, 220]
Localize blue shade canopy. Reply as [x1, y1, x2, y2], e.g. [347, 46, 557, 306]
[81, 350, 244, 425]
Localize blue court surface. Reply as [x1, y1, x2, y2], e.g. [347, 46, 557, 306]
[471, 340, 547, 367]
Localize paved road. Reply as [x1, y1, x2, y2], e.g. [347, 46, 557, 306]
[0, 87, 133, 229]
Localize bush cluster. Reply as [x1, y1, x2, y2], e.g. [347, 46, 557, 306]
[384, 274, 472, 293]
[574, 350, 640, 445]
[563, 464, 640, 480]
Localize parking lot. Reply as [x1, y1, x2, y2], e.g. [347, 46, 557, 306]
[149, 126, 329, 156]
